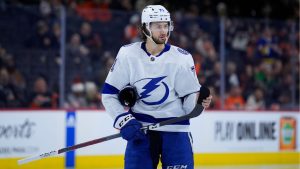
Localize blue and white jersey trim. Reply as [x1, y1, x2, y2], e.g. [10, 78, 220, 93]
[102, 83, 119, 94]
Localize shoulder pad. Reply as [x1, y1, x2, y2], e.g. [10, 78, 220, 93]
[177, 47, 190, 55]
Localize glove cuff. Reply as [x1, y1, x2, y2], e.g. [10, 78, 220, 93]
[113, 112, 135, 129]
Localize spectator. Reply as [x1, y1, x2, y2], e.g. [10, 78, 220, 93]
[239, 64, 255, 99]
[39, 0, 62, 19]
[276, 74, 294, 110]
[240, 44, 257, 68]
[66, 33, 93, 85]
[245, 87, 266, 110]
[225, 86, 245, 110]
[226, 61, 240, 88]
[39, 0, 52, 17]
[27, 76, 55, 108]
[50, 22, 61, 49]
[205, 61, 221, 90]
[5, 54, 26, 103]
[80, 22, 102, 49]
[67, 33, 90, 57]
[27, 20, 53, 49]
[96, 51, 115, 87]
[178, 34, 190, 51]
[195, 36, 217, 73]
[85, 81, 101, 108]
[0, 68, 24, 107]
[254, 61, 278, 91]
[278, 91, 293, 110]
[66, 82, 87, 108]
[112, 0, 134, 11]
[231, 31, 249, 51]
[185, 3, 199, 19]
[256, 28, 282, 59]
[124, 14, 140, 43]
[75, 0, 112, 22]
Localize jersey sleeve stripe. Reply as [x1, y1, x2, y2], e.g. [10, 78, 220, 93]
[102, 83, 120, 94]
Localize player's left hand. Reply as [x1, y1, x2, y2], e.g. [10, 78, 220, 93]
[202, 95, 212, 109]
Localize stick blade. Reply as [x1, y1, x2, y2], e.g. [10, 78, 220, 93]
[18, 150, 58, 165]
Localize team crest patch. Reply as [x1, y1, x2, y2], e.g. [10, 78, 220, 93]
[177, 48, 189, 55]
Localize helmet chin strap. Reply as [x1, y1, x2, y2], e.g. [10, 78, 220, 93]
[143, 31, 159, 49]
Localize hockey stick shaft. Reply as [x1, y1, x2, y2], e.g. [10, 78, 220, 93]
[61, 105, 204, 153]
[142, 104, 204, 130]
[58, 133, 121, 154]
[58, 105, 204, 154]
[59, 105, 203, 154]
[18, 133, 122, 165]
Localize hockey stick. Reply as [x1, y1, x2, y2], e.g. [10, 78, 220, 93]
[18, 106, 202, 165]
[18, 86, 210, 165]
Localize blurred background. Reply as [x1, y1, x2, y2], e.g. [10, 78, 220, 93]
[0, 0, 299, 110]
[0, 1, 299, 169]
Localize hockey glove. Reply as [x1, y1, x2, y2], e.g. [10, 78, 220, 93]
[114, 113, 146, 141]
[118, 85, 138, 107]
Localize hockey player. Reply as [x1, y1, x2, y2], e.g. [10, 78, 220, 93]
[102, 5, 212, 169]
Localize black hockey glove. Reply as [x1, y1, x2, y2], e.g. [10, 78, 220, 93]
[118, 85, 138, 107]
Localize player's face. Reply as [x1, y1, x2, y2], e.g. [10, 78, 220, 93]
[150, 22, 169, 44]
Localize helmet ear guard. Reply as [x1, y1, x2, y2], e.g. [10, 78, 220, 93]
[142, 23, 152, 38]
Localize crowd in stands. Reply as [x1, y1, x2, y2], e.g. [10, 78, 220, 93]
[0, 0, 299, 110]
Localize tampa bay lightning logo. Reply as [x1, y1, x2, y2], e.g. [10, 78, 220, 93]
[136, 76, 169, 105]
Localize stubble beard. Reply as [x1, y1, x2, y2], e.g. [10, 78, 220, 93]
[152, 36, 166, 44]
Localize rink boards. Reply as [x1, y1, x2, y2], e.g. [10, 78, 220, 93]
[0, 110, 299, 169]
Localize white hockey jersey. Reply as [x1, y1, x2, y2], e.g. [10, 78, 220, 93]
[102, 42, 201, 132]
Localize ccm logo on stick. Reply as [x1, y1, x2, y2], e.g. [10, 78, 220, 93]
[40, 151, 57, 158]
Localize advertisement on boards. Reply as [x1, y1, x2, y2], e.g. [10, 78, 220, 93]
[190, 111, 299, 153]
[0, 111, 65, 158]
[0, 110, 298, 159]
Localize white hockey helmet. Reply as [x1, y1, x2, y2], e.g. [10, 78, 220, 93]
[141, 5, 174, 42]
[142, 5, 170, 22]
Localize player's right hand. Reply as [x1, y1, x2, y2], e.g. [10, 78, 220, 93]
[113, 112, 146, 141]
[120, 118, 146, 141]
